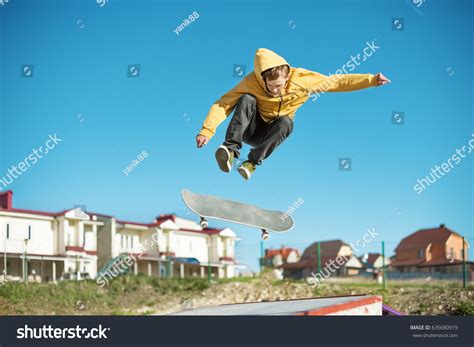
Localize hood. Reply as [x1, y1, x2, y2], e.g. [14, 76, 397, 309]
[254, 48, 290, 90]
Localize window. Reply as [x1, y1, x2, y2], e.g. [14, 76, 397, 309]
[131, 236, 134, 249]
[6, 224, 9, 239]
[28, 225, 31, 240]
[417, 249, 424, 259]
[121, 235, 125, 250]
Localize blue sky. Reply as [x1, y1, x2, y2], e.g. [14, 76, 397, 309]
[1, 0, 472, 272]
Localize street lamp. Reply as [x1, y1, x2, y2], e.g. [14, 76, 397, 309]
[23, 238, 29, 284]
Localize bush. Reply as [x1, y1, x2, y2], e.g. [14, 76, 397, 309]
[453, 301, 474, 315]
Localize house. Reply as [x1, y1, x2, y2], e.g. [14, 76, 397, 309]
[262, 246, 300, 279]
[0, 191, 243, 283]
[281, 239, 363, 280]
[262, 246, 300, 267]
[359, 253, 391, 274]
[96, 213, 241, 282]
[390, 224, 469, 272]
[0, 191, 102, 283]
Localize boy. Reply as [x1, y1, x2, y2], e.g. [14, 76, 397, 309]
[196, 48, 390, 180]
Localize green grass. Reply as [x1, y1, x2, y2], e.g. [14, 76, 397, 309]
[0, 275, 209, 315]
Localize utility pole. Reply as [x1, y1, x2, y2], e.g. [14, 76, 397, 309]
[317, 242, 321, 273]
[382, 241, 386, 290]
[462, 237, 467, 289]
[23, 239, 29, 284]
[207, 238, 211, 284]
[165, 229, 171, 278]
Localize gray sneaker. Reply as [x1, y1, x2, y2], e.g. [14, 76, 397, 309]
[215, 145, 234, 173]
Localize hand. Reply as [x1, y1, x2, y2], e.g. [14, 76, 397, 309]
[376, 73, 391, 86]
[196, 134, 209, 148]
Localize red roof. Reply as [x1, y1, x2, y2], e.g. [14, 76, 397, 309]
[116, 219, 169, 228]
[156, 214, 177, 223]
[301, 239, 349, 260]
[178, 227, 223, 235]
[116, 220, 223, 235]
[281, 240, 354, 271]
[0, 207, 71, 217]
[265, 247, 300, 260]
[395, 225, 461, 252]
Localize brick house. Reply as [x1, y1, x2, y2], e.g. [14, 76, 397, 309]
[281, 239, 363, 280]
[390, 224, 469, 272]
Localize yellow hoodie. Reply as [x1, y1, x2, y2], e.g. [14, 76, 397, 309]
[199, 48, 379, 140]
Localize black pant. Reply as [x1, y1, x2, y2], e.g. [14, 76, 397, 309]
[223, 94, 294, 165]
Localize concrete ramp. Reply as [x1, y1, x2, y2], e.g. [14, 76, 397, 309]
[172, 295, 383, 316]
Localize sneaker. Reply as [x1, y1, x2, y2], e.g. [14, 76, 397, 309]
[238, 161, 256, 180]
[215, 145, 234, 173]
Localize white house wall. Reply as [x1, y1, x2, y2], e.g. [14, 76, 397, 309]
[286, 251, 299, 263]
[373, 257, 391, 269]
[84, 224, 96, 252]
[173, 231, 208, 261]
[0, 215, 56, 255]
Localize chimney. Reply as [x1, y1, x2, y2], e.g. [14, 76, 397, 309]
[439, 223, 446, 228]
[0, 190, 13, 209]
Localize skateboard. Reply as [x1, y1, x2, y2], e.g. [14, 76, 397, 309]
[181, 189, 294, 240]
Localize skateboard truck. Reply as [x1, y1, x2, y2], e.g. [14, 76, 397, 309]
[200, 217, 208, 229]
[261, 229, 269, 241]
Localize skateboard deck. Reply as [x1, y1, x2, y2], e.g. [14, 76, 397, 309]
[181, 189, 294, 239]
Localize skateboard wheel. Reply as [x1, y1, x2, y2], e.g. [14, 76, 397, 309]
[200, 218, 208, 229]
[261, 230, 270, 241]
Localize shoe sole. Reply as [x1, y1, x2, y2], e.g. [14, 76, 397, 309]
[238, 166, 251, 180]
[215, 146, 232, 173]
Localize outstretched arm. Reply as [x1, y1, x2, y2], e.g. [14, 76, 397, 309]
[197, 75, 252, 147]
[302, 69, 390, 94]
